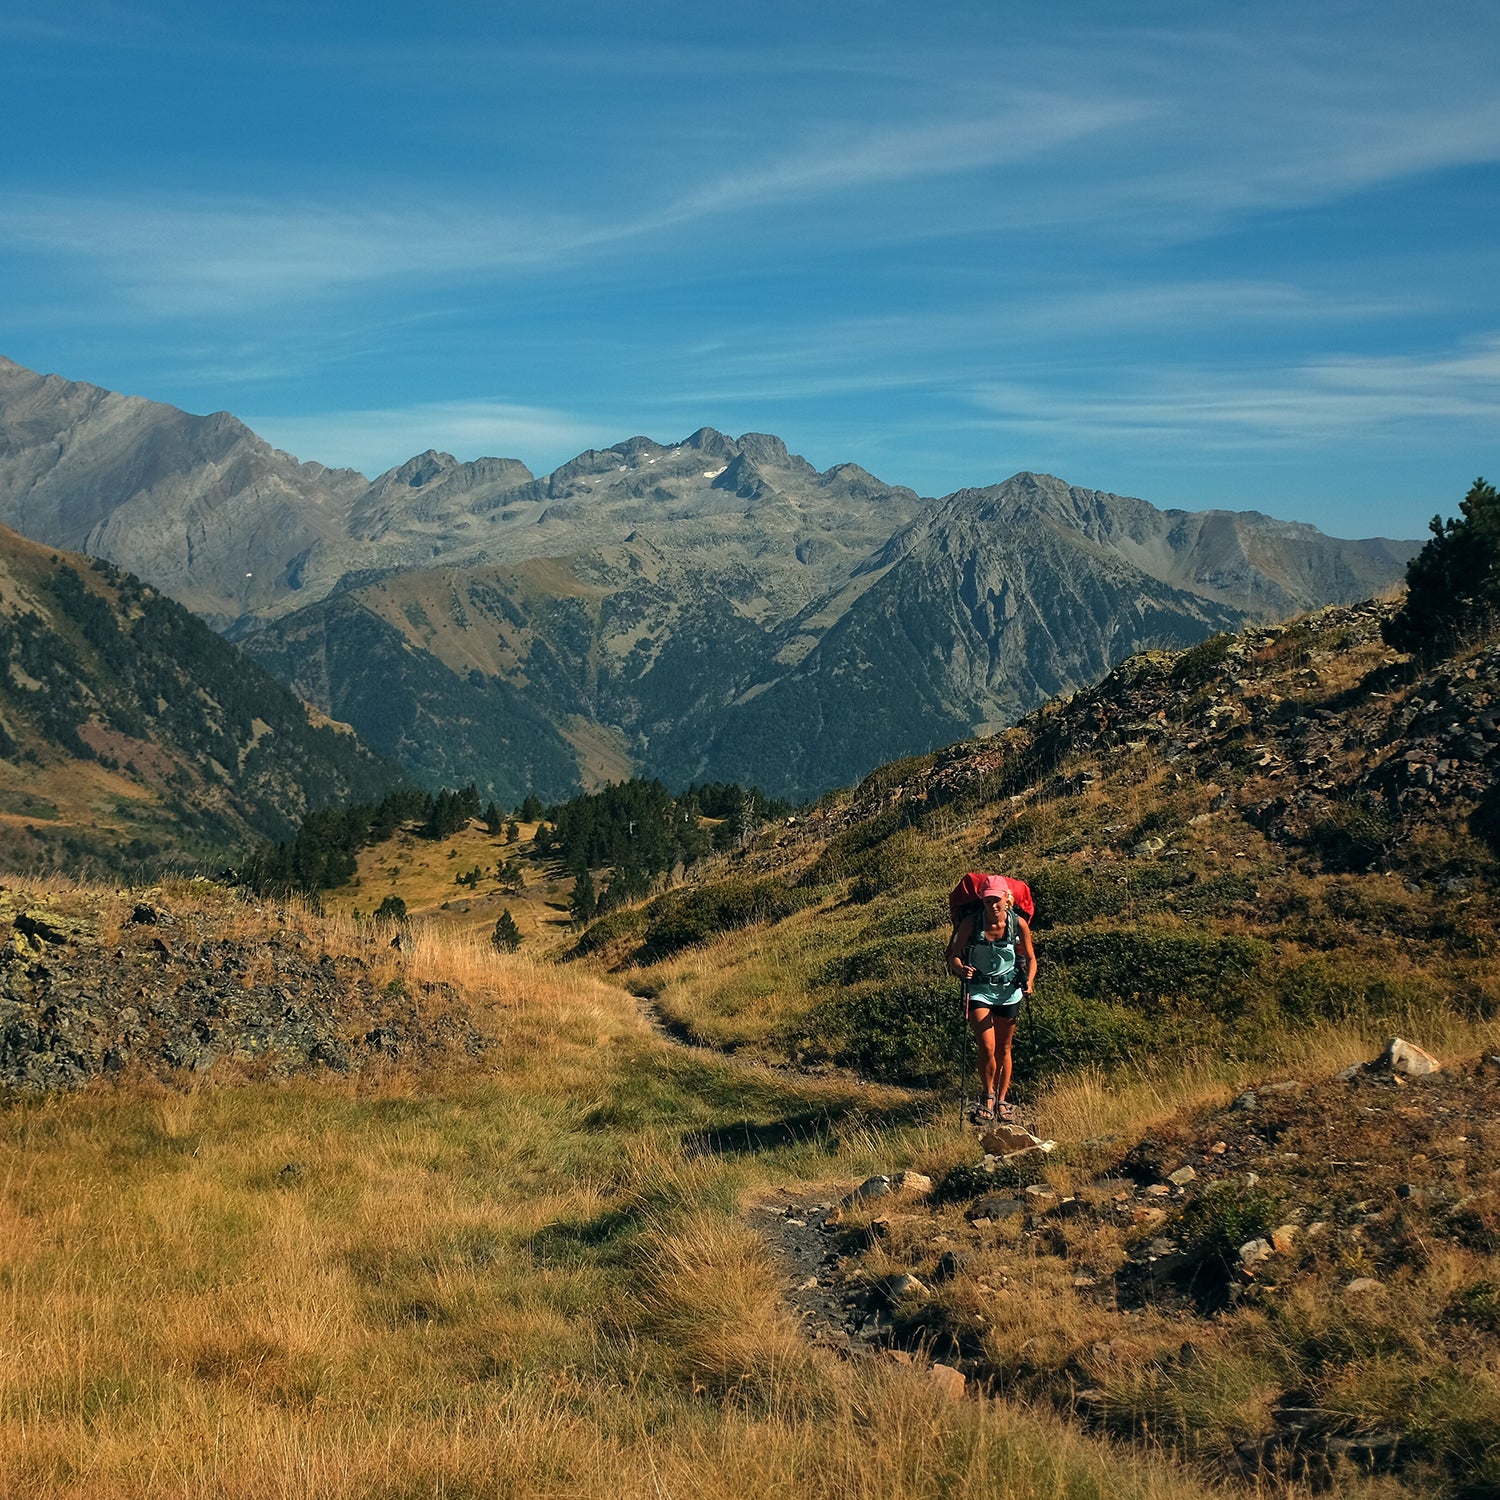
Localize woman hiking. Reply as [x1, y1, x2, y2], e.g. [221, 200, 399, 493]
[945, 878, 1036, 1123]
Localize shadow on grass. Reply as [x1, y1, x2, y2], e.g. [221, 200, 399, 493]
[680, 1096, 934, 1159]
[528, 1206, 642, 1267]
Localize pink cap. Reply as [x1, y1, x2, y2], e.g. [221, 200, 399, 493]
[976, 876, 1012, 901]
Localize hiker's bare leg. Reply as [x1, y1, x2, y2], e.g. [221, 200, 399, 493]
[993, 1017, 1017, 1106]
[968, 1009, 998, 1098]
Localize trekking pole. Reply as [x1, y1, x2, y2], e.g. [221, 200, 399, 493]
[956, 982, 970, 1132]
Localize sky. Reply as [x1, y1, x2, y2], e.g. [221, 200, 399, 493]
[2, 0, 1497, 540]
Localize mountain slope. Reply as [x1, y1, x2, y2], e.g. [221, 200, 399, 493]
[0, 357, 366, 629]
[0, 524, 397, 873]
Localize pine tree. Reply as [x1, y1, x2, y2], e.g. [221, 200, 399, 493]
[570, 868, 596, 926]
[1385, 477, 1500, 657]
[491, 909, 522, 952]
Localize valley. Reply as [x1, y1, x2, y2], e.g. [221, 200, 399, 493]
[4, 582, 1497, 1497]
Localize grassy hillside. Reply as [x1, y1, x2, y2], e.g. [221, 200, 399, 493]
[0, 525, 396, 876]
[584, 599, 1498, 1090]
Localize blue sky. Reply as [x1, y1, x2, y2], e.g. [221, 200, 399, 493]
[2, 0, 1496, 539]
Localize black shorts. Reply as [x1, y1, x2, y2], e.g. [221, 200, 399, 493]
[968, 994, 1021, 1020]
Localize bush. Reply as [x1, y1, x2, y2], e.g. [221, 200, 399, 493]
[373, 895, 407, 924]
[857, 889, 947, 940]
[1172, 633, 1234, 685]
[798, 971, 966, 1087]
[847, 826, 948, 904]
[1013, 989, 1159, 1076]
[1174, 1182, 1280, 1278]
[1308, 793, 1400, 872]
[1042, 928, 1272, 1014]
[635, 879, 816, 963]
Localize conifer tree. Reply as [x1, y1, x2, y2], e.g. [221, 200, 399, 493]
[1385, 477, 1500, 656]
[491, 909, 523, 952]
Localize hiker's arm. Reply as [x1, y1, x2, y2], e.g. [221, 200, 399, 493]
[1017, 918, 1037, 995]
[945, 919, 975, 981]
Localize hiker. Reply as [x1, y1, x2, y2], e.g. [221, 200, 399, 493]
[945, 879, 1036, 1123]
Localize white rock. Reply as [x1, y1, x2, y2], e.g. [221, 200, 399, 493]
[1382, 1037, 1442, 1077]
[1238, 1237, 1274, 1270]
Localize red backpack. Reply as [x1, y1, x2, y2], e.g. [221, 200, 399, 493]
[948, 872, 1035, 932]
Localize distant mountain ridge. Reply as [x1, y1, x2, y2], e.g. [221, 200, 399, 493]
[0, 355, 1421, 799]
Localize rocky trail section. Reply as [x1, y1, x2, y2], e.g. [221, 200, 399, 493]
[0, 886, 486, 1093]
[756, 1040, 1500, 1490]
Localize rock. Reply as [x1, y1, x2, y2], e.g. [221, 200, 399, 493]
[967, 1194, 1024, 1222]
[1132, 1206, 1168, 1229]
[891, 1171, 932, 1198]
[1345, 1277, 1383, 1293]
[1167, 1166, 1197, 1186]
[1270, 1224, 1298, 1254]
[1023, 1185, 1058, 1208]
[1381, 1037, 1441, 1077]
[876, 1273, 928, 1305]
[1145, 1183, 1171, 1197]
[129, 903, 164, 925]
[932, 1250, 971, 1283]
[928, 1363, 966, 1400]
[1238, 1237, 1274, 1271]
[842, 1176, 892, 1206]
[278, 1162, 306, 1183]
[1232, 1090, 1258, 1111]
[1336, 1062, 1364, 1083]
[979, 1123, 1042, 1155]
[16, 908, 100, 945]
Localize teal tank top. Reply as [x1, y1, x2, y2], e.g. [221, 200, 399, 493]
[966, 909, 1022, 1007]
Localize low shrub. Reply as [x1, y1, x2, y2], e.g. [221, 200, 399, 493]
[858, 890, 947, 940]
[1042, 927, 1272, 1014]
[1012, 989, 1160, 1076]
[636, 879, 817, 963]
[795, 972, 964, 1087]
[1172, 633, 1234, 686]
[847, 826, 949, 904]
[1174, 1181, 1280, 1278]
[1308, 793, 1400, 872]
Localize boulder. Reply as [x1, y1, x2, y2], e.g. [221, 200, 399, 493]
[1381, 1037, 1441, 1077]
[979, 1122, 1043, 1155]
[841, 1175, 892, 1206]
[928, 1363, 966, 1400]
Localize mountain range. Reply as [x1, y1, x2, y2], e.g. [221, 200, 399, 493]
[0, 356, 1420, 800]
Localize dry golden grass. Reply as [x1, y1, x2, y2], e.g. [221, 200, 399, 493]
[1, 891, 1233, 1500]
[317, 816, 575, 947]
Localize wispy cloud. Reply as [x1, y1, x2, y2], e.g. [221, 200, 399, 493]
[656, 96, 1153, 220]
[0, 193, 594, 313]
[244, 398, 608, 474]
[967, 333, 1500, 450]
